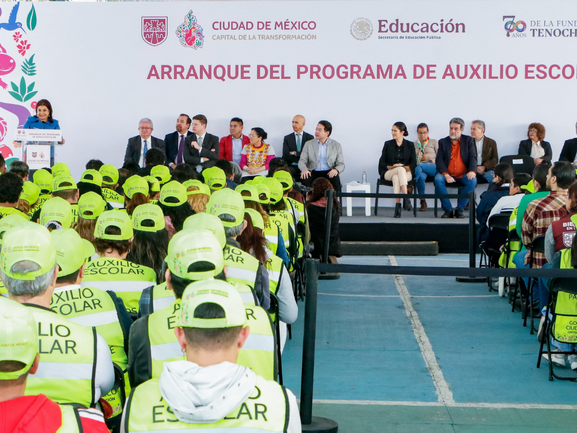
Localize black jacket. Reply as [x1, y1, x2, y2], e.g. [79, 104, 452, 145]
[518, 139, 552, 163]
[378, 139, 417, 178]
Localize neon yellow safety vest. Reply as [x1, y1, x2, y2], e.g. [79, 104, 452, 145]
[269, 211, 295, 250]
[148, 300, 186, 380]
[0, 280, 7, 297]
[125, 375, 288, 433]
[553, 249, 577, 344]
[50, 285, 128, 370]
[265, 254, 283, 296]
[102, 187, 125, 209]
[149, 280, 257, 313]
[0, 206, 28, 219]
[263, 219, 280, 256]
[237, 306, 277, 381]
[70, 203, 79, 225]
[150, 282, 176, 313]
[499, 207, 520, 268]
[81, 257, 157, 315]
[25, 306, 97, 408]
[285, 197, 305, 258]
[224, 245, 260, 290]
[58, 405, 83, 433]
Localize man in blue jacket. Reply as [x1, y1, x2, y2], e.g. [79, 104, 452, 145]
[434, 117, 477, 218]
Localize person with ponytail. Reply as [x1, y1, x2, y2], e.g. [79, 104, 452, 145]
[123, 175, 150, 216]
[76, 191, 107, 243]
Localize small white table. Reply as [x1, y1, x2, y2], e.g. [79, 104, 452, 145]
[345, 182, 371, 216]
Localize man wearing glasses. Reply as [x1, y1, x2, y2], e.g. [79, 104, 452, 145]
[124, 118, 166, 167]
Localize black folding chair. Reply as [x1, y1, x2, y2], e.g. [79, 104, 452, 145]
[269, 292, 283, 385]
[521, 235, 546, 334]
[479, 212, 511, 292]
[374, 178, 417, 216]
[503, 229, 522, 303]
[537, 276, 577, 382]
[500, 154, 535, 176]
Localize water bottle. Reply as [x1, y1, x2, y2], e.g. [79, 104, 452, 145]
[361, 171, 367, 184]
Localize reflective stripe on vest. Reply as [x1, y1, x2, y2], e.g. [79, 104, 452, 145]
[81, 258, 156, 314]
[126, 375, 288, 433]
[553, 249, 577, 343]
[51, 285, 128, 370]
[265, 254, 283, 296]
[58, 405, 82, 433]
[26, 307, 97, 408]
[268, 212, 293, 249]
[224, 245, 259, 289]
[149, 300, 185, 379]
[237, 306, 276, 381]
[263, 220, 279, 255]
[151, 282, 177, 313]
[231, 281, 257, 306]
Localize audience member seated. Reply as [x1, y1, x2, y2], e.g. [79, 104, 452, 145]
[240, 127, 276, 178]
[171, 163, 196, 182]
[9, 160, 29, 181]
[514, 161, 574, 312]
[124, 118, 165, 168]
[283, 115, 314, 178]
[298, 120, 345, 192]
[518, 122, 552, 165]
[306, 177, 342, 262]
[183, 114, 219, 171]
[158, 181, 194, 238]
[139, 148, 166, 177]
[268, 157, 289, 177]
[559, 122, 577, 167]
[165, 114, 192, 168]
[434, 117, 477, 219]
[414, 123, 438, 212]
[86, 159, 104, 171]
[215, 158, 237, 188]
[488, 172, 531, 221]
[514, 163, 551, 241]
[470, 120, 498, 185]
[219, 117, 250, 165]
[477, 163, 513, 242]
[378, 121, 416, 218]
[545, 182, 577, 264]
[0, 172, 26, 218]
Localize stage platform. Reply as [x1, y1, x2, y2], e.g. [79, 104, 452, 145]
[339, 207, 478, 254]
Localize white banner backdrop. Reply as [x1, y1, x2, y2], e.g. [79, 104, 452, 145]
[0, 1, 577, 182]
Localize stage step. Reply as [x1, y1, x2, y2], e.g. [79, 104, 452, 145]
[342, 241, 439, 256]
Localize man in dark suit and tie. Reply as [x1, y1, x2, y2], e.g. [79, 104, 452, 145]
[559, 122, 577, 166]
[124, 118, 165, 167]
[283, 115, 314, 178]
[183, 114, 219, 171]
[434, 117, 477, 219]
[165, 114, 193, 169]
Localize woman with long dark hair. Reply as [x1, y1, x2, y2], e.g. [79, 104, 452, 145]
[126, 203, 169, 283]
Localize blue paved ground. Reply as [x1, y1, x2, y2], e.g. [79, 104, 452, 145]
[282, 255, 577, 431]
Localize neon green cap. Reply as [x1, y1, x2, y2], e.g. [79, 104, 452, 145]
[0, 297, 38, 379]
[132, 204, 165, 232]
[183, 213, 226, 248]
[166, 230, 224, 280]
[33, 169, 53, 194]
[236, 184, 259, 202]
[99, 165, 119, 186]
[203, 167, 226, 190]
[151, 165, 171, 185]
[40, 197, 73, 229]
[124, 175, 149, 199]
[144, 175, 160, 193]
[262, 178, 283, 204]
[257, 184, 270, 204]
[1, 222, 56, 281]
[189, 183, 211, 197]
[53, 174, 77, 193]
[250, 176, 265, 185]
[20, 181, 40, 206]
[160, 181, 188, 207]
[51, 229, 95, 277]
[52, 162, 70, 178]
[522, 180, 535, 193]
[273, 170, 294, 191]
[206, 188, 245, 227]
[245, 208, 264, 230]
[78, 192, 106, 220]
[0, 214, 29, 245]
[183, 179, 204, 195]
[94, 210, 134, 240]
[178, 279, 246, 328]
[80, 169, 103, 187]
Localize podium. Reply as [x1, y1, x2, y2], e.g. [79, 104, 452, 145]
[16, 129, 63, 170]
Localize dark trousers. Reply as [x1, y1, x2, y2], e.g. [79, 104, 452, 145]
[302, 170, 342, 192]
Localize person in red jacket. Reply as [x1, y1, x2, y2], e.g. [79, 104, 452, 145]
[218, 117, 250, 164]
[0, 297, 109, 433]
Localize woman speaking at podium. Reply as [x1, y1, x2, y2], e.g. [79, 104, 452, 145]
[22, 99, 64, 167]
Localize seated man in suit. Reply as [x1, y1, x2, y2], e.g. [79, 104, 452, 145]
[184, 114, 219, 172]
[165, 114, 193, 169]
[298, 120, 345, 192]
[219, 117, 250, 165]
[470, 120, 498, 184]
[124, 118, 165, 168]
[434, 117, 477, 219]
[283, 115, 314, 178]
[559, 122, 577, 167]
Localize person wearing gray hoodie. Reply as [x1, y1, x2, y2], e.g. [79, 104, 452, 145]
[121, 279, 301, 433]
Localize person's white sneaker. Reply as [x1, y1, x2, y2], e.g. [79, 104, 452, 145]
[542, 348, 566, 368]
[537, 316, 546, 343]
[568, 354, 577, 371]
